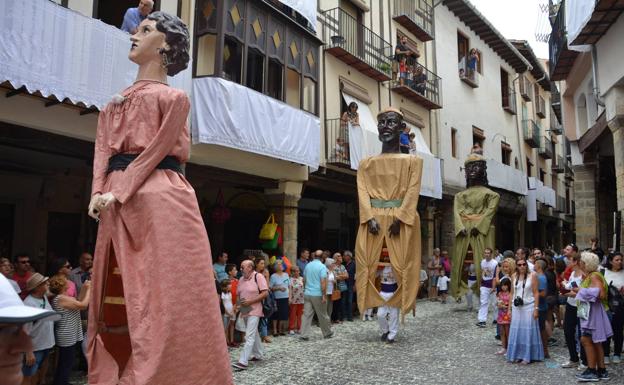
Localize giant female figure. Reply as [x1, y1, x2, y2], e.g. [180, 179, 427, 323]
[86, 12, 233, 385]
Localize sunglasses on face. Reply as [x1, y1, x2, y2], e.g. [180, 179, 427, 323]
[517, 263, 526, 267]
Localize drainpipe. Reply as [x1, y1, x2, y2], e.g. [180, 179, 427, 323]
[513, 65, 533, 174]
[591, 44, 606, 107]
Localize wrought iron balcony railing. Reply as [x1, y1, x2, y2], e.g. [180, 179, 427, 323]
[325, 118, 351, 167]
[552, 155, 564, 173]
[550, 112, 563, 135]
[523, 119, 541, 148]
[536, 95, 546, 118]
[539, 136, 553, 159]
[549, 0, 578, 80]
[390, 64, 441, 109]
[392, 0, 434, 42]
[502, 87, 517, 114]
[519, 75, 532, 101]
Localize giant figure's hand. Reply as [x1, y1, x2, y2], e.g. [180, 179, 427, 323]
[367, 218, 380, 235]
[88, 193, 102, 220]
[459, 229, 467, 236]
[388, 218, 401, 237]
[94, 192, 118, 218]
[470, 228, 480, 237]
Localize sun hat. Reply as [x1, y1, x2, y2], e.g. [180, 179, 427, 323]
[25, 273, 49, 292]
[0, 275, 60, 323]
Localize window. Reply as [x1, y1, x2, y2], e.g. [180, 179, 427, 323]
[501, 142, 512, 165]
[451, 128, 458, 158]
[472, 126, 485, 149]
[526, 157, 533, 177]
[267, 59, 283, 100]
[457, 32, 469, 65]
[286, 68, 300, 109]
[246, 48, 264, 92]
[196, 34, 217, 76]
[540, 168, 546, 183]
[95, 0, 161, 30]
[223, 36, 243, 83]
[302, 77, 316, 114]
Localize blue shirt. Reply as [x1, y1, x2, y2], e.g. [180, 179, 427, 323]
[297, 259, 308, 276]
[121, 7, 146, 34]
[345, 261, 356, 288]
[269, 273, 290, 299]
[537, 274, 548, 311]
[400, 132, 410, 146]
[214, 263, 228, 283]
[303, 259, 327, 297]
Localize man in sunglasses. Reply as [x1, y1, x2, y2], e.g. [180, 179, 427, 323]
[12, 253, 32, 300]
[0, 275, 60, 385]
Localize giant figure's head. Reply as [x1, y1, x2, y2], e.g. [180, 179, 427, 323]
[377, 107, 405, 146]
[464, 152, 488, 187]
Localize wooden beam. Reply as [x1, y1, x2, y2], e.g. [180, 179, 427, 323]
[5, 86, 27, 98]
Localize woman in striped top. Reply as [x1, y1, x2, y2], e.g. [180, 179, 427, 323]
[48, 274, 91, 385]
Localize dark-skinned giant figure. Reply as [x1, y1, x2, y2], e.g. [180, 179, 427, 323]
[355, 107, 423, 342]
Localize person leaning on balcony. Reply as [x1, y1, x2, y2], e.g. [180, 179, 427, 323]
[121, 0, 154, 34]
[412, 65, 427, 95]
[341, 102, 360, 128]
[467, 48, 479, 80]
[394, 36, 412, 81]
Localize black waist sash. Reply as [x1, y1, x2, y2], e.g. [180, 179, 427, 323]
[106, 154, 183, 174]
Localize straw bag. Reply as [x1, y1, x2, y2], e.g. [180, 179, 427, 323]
[259, 213, 278, 240]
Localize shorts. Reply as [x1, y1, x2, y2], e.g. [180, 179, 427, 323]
[222, 315, 232, 329]
[438, 290, 448, 295]
[22, 348, 50, 376]
[429, 275, 439, 287]
[538, 310, 547, 331]
[400, 72, 409, 79]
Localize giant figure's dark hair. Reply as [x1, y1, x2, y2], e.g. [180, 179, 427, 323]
[147, 11, 190, 76]
[465, 160, 489, 187]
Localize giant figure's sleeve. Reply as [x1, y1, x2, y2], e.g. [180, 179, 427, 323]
[111, 90, 190, 204]
[91, 109, 110, 196]
[475, 191, 500, 235]
[357, 159, 374, 224]
[453, 193, 467, 236]
[395, 157, 423, 225]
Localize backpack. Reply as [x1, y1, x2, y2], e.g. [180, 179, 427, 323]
[607, 281, 624, 311]
[255, 273, 277, 318]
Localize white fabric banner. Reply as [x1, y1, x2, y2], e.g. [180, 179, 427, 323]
[527, 189, 537, 222]
[486, 159, 528, 195]
[278, 0, 317, 32]
[0, 0, 191, 110]
[341, 93, 381, 170]
[406, 123, 441, 199]
[191, 77, 320, 170]
[565, 0, 595, 46]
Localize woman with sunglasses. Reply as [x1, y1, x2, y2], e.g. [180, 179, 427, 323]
[506, 258, 544, 364]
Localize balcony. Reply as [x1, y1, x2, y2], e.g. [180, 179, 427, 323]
[539, 136, 553, 159]
[458, 60, 478, 88]
[555, 195, 566, 213]
[392, 0, 435, 42]
[536, 95, 546, 118]
[519, 75, 532, 101]
[549, 1, 579, 81]
[390, 65, 441, 109]
[523, 119, 541, 148]
[552, 155, 564, 173]
[550, 113, 563, 135]
[502, 87, 517, 115]
[486, 159, 528, 195]
[325, 118, 350, 168]
[322, 8, 392, 82]
[565, 162, 574, 181]
[551, 83, 561, 121]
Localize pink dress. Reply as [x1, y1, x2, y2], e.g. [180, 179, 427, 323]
[87, 81, 233, 385]
[497, 291, 511, 325]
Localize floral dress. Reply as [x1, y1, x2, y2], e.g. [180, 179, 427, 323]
[290, 276, 304, 305]
[497, 291, 511, 324]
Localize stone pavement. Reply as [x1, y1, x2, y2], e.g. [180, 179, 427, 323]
[70, 299, 623, 384]
[231, 300, 624, 385]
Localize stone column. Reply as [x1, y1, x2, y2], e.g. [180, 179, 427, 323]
[265, 181, 303, 260]
[572, 164, 599, 249]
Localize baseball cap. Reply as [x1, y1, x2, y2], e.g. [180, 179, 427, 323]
[0, 275, 60, 323]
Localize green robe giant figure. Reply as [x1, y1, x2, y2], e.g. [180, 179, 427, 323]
[450, 152, 500, 298]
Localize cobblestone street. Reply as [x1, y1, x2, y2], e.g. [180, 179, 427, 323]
[231, 300, 624, 385]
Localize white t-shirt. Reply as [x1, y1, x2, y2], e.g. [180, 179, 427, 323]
[221, 292, 234, 316]
[604, 268, 624, 291]
[326, 271, 335, 295]
[567, 270, 583, 307]
[437, 276, 450, 291]
[481, 259, 498, 281]
[419, 269, 428, 283]
[527, 260, 535, 272]
[23, 295, 55, 351]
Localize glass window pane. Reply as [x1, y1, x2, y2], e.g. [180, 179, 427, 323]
[286, 68, 300, 109]
[302, 77, 316, 114]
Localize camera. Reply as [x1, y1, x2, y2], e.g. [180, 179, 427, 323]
[513, 297, 524, 307]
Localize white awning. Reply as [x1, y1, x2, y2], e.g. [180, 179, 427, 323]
[530, 177, 556, 208]
[341, 92, 381, 170]
[566, 0, 595, 47]
[277, 0, 318, 32]
[0, 0, 191, 110]
[406, 122, 441, 199]
[486, 159, 528, 195]
[192, 77, 320, 170]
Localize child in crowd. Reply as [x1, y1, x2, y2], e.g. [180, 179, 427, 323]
[496, 278, 512, 355]
[437, 267, 450, 303]
[399, 57, 408, 86]
[220, 279, 237, 347]
[288, 266, 304, 334]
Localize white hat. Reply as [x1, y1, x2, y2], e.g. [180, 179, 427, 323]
[0, 275, 60, 323]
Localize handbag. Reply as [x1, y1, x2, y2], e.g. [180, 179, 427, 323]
[577, 300, 590, 320]
[607, 281, 624, 311]
[331, 288, 341, 301]
[261, 226, 281, 250]
[259, 214, 278, 240]
[255, 273, 277, 318]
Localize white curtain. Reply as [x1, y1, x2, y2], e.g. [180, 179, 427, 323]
[406, 122, 441, 199]
[341, 92, 381, 170]
[486, 159, 528, 195]
[278, 0, 317, 32]
[192, 77, 320, 170]
[565, 0, 595, 48]
[0, 0, 191, 110]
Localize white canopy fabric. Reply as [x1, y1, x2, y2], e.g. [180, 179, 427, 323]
[486, 159, 528, 195]
[565, 0, 595, 48]
[192, 77, 320, 170]
[0, 0, 191, 110]
[407, 122, 441, 199]
[341, 92, 381, 170]
[278, 0, 317, 32]
[527, 177, 556, 220]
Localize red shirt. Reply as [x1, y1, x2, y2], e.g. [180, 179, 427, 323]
[230, 279, 238, 305]
[13, 271, 32, 299]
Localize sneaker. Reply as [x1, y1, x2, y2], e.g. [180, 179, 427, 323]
[475, 322, 486, 328]
[612, 355, 621, 364]
[495, 335, 501, 340]
[597, 369, 610, 380]
[289, 330, 295, 335]
[380, 332, 389, 342]
[232, 362, 248, 370]
[249, 357, 262, 362]
[578, 363, 588, 371]
[324, 331, 334, 339]
[576, 369, 599, 382]
[604, 356, 611, 365]
[299, 336, 309, 341]
[386, 338, 395, 344]
[492, 320, 497, 325]
[561, 361, 579, 368]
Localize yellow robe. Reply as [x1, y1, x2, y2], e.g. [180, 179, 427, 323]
[449, 185, 500, 298]
[355, 154, 423, 318]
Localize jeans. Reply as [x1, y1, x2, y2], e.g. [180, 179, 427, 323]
[332, 292, 346, 321]
[344, 286, 354, 320]
[564, 303, 587, 364]
[53, 343, 78, 385]
[237, 316, 264, 365]
[259, 317, 268, 338]
[603, 307, 624, 357]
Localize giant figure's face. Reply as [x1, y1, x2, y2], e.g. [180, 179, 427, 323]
[377, 112, 404, 143]
[465, 161, 486, 182]
[128, 19, 168, 66]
